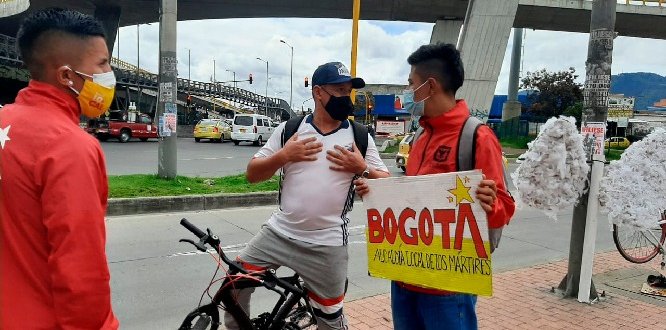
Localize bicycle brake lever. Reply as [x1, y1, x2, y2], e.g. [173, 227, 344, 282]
[179, 239, 208, 252]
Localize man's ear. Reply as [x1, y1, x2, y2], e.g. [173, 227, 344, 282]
[56, 65, 75, 88]
[427, 77, 442, 95]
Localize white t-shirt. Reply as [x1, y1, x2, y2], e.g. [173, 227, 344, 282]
[254, 115, 388, 246]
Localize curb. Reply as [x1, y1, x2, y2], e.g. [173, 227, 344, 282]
[379, 153, 395, 159]
[107, 191, 278, 216]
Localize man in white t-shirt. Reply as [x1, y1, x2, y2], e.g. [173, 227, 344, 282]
[224, 62, 390, 330]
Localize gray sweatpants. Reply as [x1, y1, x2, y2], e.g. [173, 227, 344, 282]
[224, 225, 349, 330]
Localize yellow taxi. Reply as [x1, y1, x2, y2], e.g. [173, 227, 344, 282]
[395, 132, 509, 172]
[604, 137, 630, 149]
[395, 133, 414, 172]
[194, 119, 231, 143]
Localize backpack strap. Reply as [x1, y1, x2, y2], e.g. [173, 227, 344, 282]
[457, 116, 483, 171]
[349, 120, 369, 158]
[281, 115, 306, 147]
[278, 115, 305, 208]
[413, 127, 424, 147]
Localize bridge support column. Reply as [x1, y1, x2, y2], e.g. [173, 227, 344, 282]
[94, 5, 121, 55]
[502, 28, 524, 122]
[430, 19, 463, 45]
[456, 0, 519, 121]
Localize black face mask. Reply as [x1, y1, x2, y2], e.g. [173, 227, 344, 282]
[323, 92, 354, 121]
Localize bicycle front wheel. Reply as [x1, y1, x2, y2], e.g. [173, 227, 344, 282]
[179, 304, 220, 330]
[613, 223, 666, 264]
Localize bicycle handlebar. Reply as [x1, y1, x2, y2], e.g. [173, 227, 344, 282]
[180, 218, 206, 239]
[179, 218, 307, 298]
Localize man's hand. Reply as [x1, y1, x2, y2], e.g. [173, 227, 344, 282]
[281, 133, 323, 163]
[476, 176, 498, 213]
[354, 178, 369, 198]
[327, 143, 366, 174]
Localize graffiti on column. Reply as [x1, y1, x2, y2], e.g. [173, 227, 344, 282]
[470, 109, 489, 121]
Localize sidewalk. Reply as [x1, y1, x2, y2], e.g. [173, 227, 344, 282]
[345, 250, 666, 329]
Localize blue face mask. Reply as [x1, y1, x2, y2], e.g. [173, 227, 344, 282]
[402, 81, 430, 117]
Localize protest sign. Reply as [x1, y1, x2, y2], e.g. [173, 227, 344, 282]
[364, 170, 492, 296]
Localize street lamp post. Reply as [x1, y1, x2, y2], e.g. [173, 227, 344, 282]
[256, 57, 269, 116]
[226, 69, 236, 89]
[301, 97, 313, 115]
[280, 39, 294, 114]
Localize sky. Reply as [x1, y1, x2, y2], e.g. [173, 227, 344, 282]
[114, 17, 666, 111]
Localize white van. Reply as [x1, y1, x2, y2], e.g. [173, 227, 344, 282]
[231, 114, 274, 146]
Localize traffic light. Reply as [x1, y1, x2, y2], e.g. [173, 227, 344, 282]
[304, 77, 309, 87]
[186, 94, 192, 107]
[249, 74, 253, 84]
[368, 103, 373, 113]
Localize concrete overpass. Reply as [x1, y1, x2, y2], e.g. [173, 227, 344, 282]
[2, 0, 664, 120]
[1, 1, 665, 40]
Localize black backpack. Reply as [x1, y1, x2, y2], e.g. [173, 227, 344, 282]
[281, 115, 369, 157]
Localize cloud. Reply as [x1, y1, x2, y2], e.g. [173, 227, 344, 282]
[115, 18, 666, 110]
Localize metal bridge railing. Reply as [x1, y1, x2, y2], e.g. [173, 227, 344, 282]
[0, 34, 20, 63]
[0, 32, 292, 117]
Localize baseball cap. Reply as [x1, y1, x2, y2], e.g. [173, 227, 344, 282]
[311, 62, 365, 89]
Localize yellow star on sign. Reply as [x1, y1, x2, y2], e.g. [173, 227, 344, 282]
[448, 175, 474, 205]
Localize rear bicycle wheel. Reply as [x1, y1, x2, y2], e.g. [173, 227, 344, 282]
[613, 223, 666, 263]
[179, 304, 220, 330]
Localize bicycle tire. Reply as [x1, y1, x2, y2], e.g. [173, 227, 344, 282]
[613, 223, 666, 264]
[179, 304, 220, 330]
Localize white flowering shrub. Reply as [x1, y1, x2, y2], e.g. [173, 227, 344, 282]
[511, 116, 590, 220]
[599, 128, 666, 228]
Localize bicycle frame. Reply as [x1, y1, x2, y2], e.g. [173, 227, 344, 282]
[177, 218, 316, 330]
[645, 219, 666, 270]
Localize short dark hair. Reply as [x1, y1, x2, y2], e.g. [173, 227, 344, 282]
[407, 43, 464, 94]
[17, 8, 106, 68]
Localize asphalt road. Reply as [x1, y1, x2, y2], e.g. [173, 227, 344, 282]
[107, 204, 616, 330]
[100, 137, 406, 177]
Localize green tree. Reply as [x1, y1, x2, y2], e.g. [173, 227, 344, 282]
[563, 102, 583, 129]
[521, 68, 583, 119]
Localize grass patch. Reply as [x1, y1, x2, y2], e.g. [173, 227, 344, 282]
[605, 149, 624, 161]
[500, 136, 534, 149]
[108, 174, 279, 198]
[383, 143, 399, 154]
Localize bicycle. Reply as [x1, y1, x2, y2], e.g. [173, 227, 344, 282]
[613, 210, 666, 268]
[177, 218, 317, 330]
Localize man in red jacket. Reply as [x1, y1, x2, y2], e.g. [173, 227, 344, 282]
[357, 43, 515, 330]
[0, 8, 119, 329]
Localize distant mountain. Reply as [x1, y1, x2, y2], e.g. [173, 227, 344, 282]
[610, 72, 666, 110]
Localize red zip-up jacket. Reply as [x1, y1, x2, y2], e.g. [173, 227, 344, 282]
[401, 99, 516, 295]
[0, 80, 119, 329]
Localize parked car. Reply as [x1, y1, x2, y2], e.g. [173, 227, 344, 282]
[86, 113, 158, 143]
[193, 119, 231, 142]
[231, 114, 274, 146]
[604, 136, 630, 149]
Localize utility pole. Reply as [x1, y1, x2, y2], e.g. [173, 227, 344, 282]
[157, 0, 178, 178]
[557, 0, 616, 303]
[212, 59, 216, 113]
[256, 57, 269, 116]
